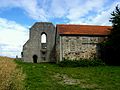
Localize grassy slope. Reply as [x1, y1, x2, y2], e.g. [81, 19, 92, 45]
[0, 57, 25, 90]
[16, 61, 120, 90]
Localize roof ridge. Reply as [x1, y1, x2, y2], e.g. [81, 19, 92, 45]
[57, 24, 111, 27]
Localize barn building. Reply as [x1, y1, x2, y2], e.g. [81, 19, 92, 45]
[22, 22, 111, 63]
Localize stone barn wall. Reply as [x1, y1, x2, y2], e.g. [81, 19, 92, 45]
[59, 35, 106, 61]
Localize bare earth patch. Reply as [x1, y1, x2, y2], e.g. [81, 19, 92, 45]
[53, 73, 99, 89]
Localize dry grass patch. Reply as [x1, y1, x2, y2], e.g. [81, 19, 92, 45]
[53, 73, 99, 89]
[0, 56, 25, 90]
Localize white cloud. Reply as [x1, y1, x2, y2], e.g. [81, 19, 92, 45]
[66, 0, 120, 25]
[0, 0, 47, 21]
[0, 17, 29, 58]
[48, 0, 67, 18]
[66, 0, 106, 23]
[20, 0, 47, 21]
[44, 0, 114, 25]
[89, 1, 120, 25]
[0, 0, 19, 8]
[0, 0, 120, 25]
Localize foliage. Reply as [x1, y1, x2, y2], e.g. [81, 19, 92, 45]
[98, 42, 114, 65]
[16, 60, 120, 90]
[58, 58, 105, 67]
[99, 5, 120, 65]
[0, 56, 25, 90]
[109, 5, 120, 52]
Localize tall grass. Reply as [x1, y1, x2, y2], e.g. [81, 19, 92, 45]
[0, 56, 25, 90]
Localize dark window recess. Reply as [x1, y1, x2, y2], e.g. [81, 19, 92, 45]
[41, 43, 47, 49]
[42, 51, 46, 55]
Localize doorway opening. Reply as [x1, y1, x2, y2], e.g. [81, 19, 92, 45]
[33, 55, 38, 63]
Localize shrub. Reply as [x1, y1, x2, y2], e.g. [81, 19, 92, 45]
[58, 58, 105, 67]
[99, 6, 120, 66]
[98, 42, 115, 65]
[0, 56, 25, 90]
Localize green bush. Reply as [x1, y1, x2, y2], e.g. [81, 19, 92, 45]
[58, 58, 105, 67]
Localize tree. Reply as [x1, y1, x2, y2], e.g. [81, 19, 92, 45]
[100, 5, 120, 65]
[109, 5, 120, 47]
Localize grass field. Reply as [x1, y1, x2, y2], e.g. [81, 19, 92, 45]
[16, 60, 120, 90]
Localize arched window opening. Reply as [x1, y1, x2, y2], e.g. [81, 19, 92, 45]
[33, 55, 38, 63]
[41, 33, 47, 43]
[41, 33, 47, 49]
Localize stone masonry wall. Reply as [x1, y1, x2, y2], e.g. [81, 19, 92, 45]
[60, 36, 106, 60]
[22, 22, 56, 63]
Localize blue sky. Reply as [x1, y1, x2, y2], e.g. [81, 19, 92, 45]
[0, 0, 120, 58]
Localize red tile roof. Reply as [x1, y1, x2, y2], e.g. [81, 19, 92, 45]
[57, 24, 112, 35]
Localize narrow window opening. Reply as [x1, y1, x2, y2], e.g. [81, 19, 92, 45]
[41, 33, 47, 49]
[41, 33, 47, 43]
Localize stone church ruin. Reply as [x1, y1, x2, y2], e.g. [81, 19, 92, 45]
[22, 22, 111, 63]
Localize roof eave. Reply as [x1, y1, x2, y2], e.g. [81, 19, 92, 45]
[59, 34, 109, 36]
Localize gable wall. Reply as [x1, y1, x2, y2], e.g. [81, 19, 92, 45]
[22, 22, 56, 63]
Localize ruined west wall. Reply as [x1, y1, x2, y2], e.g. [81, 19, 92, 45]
[22, 22, 56, 63]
